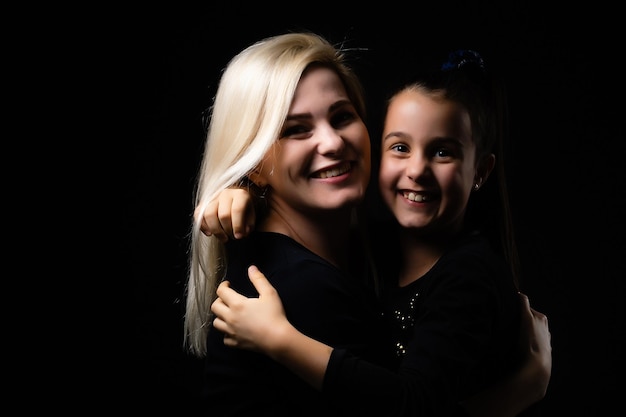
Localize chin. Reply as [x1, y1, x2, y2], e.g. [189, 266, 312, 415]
[395, 216, 430, 230]
[322, 195, 363, 210]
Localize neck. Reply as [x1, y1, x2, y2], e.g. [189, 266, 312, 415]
[397, 227, 459, 287]
[259, 205, 355, 271]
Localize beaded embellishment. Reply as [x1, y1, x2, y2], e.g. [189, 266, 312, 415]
[391, 291, 420, 357]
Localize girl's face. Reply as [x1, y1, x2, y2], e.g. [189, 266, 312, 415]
[255, 66, 371, 216]
[379, 88, 490, 234]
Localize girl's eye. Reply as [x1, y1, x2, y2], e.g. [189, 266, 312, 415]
[429, 138, 464, 160]
[390, 143, 409, 153]
[434, 148, 452, 158]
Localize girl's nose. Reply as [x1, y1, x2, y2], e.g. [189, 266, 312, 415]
[406, 153, 429, 182]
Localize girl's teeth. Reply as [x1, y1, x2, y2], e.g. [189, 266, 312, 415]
[405, 192, 429, 202]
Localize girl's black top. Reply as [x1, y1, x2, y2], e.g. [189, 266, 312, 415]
[323, 228, 526, 416]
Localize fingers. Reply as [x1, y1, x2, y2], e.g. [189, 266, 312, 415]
[212, 315, 238, 347]
[215, 280, 247, 306]
[230, 189, 256, 239]
[518, 292, 549, 326]
[211, 283, 237, 343]
[195, 198, 231, 242]
[247, 265, 276, 295]
[210, 283, 230, 317]
[517, 292, 552, 353]
[211, 312, 228, 332]
[518, 292, 532, 329]
[518, 292, 530, 311]
[195, 188, 256, 242]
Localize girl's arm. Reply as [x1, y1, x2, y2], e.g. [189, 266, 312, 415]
[211, 267, 552, 416]
[211, 265, 331, 390]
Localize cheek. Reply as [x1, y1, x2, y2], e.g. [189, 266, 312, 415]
[437, 170, 458, 188]
[350, 124, 371, 154]
[438, 168, 472, 204]
[378, 169, 398, 211]
[361, 139, 372, 176]
[258, 146, 287, 185]
[437, 163, 470, 186]
[378, 158, 397, 192]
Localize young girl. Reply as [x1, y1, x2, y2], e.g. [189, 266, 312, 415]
[207, 50, 551, 416]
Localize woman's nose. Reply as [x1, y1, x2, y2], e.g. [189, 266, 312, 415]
[316, 126, 345, 155]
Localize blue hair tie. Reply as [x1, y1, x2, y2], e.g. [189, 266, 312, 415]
[441, 49, 485, 71]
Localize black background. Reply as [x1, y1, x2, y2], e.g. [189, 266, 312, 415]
[124, 4, 624, 415]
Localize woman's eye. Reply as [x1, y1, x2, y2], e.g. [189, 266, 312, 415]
[331, 111, 357, 127]
[281, 125, 310, 138]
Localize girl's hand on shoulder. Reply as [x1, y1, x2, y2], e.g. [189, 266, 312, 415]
[211, 265, 291, 354]
[195, 187, 256, 242]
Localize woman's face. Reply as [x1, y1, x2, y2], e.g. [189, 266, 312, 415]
[378, 89, 481, 234]
[256, 66, 371, 215]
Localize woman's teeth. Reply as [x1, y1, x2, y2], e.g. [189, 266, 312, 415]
[317, 163, 350, 179]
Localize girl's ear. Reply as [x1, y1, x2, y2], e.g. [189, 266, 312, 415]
[475, 153, 495, 188]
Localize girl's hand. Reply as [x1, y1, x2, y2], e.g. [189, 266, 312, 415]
[195, 188, 255, 242]
[211, 265, 290, 353]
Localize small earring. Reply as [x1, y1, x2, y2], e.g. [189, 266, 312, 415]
[473, 177, 483, 191]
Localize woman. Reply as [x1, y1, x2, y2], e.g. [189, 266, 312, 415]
[186, 32, 381, 416]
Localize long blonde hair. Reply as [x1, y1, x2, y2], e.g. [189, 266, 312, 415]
[184, 32, 367, 357]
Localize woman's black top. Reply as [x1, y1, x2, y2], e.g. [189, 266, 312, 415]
[202, 231, 387, 416]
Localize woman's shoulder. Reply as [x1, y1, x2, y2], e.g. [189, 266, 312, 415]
[229, 231, 343, 274]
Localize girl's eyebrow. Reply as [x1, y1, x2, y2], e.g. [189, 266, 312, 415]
[433, 136, 465, 144]
[382, 134, 467, 148]
[382, 131, 409, 142]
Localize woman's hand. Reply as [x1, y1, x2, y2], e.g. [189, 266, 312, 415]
[517, 292, 552, 400]
[460, 293, 552, 417]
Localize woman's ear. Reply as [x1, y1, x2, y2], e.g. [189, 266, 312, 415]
[247, 169, 266, 188]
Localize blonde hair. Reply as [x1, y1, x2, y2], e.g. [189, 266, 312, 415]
[184, 32, 367, 357]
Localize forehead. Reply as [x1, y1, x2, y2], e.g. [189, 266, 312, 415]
[289, 66, 348, 112]
[389, 90, 469, 129]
